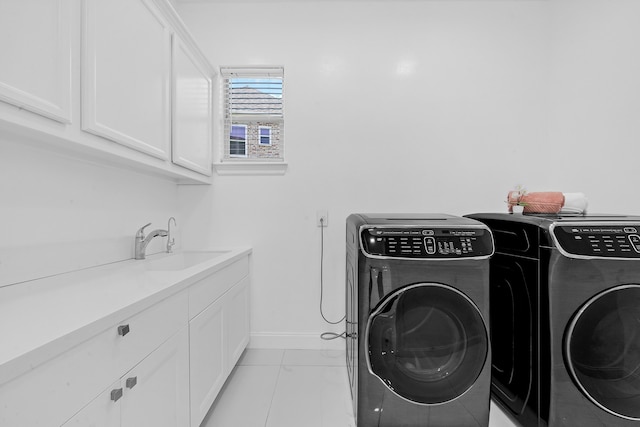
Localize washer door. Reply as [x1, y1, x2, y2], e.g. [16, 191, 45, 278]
[366, 283, 488, 404]
[566, 285, 640, 420]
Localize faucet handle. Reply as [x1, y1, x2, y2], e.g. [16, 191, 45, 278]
[136, 223, 152, 238]
[166, 217, 177, 253]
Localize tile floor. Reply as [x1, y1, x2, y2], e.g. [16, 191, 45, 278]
[201, 348, 518, 427]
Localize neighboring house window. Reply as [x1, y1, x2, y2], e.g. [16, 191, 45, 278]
[230, 124, 247, 157]
[221, 67, 284, 162]
[259, 126, 272, 146]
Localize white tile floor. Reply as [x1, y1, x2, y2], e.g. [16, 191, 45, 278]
[201, 348, 518, 427]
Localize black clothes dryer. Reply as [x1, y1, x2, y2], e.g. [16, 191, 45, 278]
[346, 214, 494, 427]
[466, 213, 640, 427]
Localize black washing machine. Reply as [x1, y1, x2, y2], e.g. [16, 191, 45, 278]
[466, 212, 640, 427]
[346, 214, 494, 427]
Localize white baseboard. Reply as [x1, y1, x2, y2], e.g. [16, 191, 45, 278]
[248, 332, 346, 350]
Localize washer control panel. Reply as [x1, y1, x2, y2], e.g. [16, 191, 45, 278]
[360, 227, 493, 259]
[553, 224, 640, 258]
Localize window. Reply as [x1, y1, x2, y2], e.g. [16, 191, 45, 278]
[221, 67, 284, 163]
[230, 124, 247, 157]
[259, 126, 272, 146]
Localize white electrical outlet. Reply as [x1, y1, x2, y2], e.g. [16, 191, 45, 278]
[317, 210, 328, 227]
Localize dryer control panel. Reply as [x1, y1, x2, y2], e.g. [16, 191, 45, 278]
[360, 227, 493, 259]
[552, 223, 640, 258]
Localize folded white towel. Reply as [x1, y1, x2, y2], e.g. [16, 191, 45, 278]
[561, 192, 588, 214]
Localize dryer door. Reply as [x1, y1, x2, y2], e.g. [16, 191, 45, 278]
[366, 283, 488, 404]
[566, 284, 640, 420]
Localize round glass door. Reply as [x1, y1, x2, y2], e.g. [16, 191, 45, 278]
[566, 285, 640, 420]
[366, 283, 488, 404]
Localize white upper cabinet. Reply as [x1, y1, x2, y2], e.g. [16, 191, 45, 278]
[0, 0, 214, 182]
[172, 35, 213, 176]
[0, 0, 72, 123]
[82, 0, 171, 159]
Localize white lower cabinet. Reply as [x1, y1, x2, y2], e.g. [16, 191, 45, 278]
[189, 267, 251, 427]
[226, 277, 250, 369]
[62, 380, 121, 427]
[189, 296, 226, 426]
[64, 327, 188, 427]
[121, 327, 189, 427]
[0, 254, 250, 427]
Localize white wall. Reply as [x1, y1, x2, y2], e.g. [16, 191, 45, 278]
[176, 0, 556, 349]
[6, 0, 637, 350]
[548, 0, 640, 209]
[0, 135, 180, 286]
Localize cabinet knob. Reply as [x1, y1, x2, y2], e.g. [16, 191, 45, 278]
[117, 324, 130, 336]
[126, 376, 138, 389]
[111, 388, 123, 402]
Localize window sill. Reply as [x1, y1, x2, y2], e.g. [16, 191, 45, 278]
[213, 161, 288, 176]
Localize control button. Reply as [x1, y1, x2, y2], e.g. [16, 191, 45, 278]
[625, 227, 638, 234]
[424, 237, 436, 254]
[629, 235, 640, 253]
[422, 230, 434, 236]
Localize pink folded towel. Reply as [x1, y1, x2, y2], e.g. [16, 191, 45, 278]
[507, 191, 565, 214]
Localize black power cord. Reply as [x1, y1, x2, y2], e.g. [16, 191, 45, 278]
[319, 217, 346, 340]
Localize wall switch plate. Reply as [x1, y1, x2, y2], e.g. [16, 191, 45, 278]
[317, 210, 328, 227]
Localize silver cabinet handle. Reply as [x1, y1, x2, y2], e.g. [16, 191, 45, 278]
[126, 376, 137, 389]
[117, 324, 130, 336]
[111, 388, 123, 402]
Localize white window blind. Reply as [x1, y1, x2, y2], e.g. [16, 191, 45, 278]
[221, 67, 284, 162]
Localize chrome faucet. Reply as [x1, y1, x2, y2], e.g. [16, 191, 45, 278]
[134, 223, 168, 260]
[167, 217, 177, 253]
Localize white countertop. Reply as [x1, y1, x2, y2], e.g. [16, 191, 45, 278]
[0, 247, 252, 386]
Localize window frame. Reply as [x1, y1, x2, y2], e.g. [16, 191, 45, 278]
[215, 66, 287, 175]
[229, 124, 248, 158]
[258, 126, 272, 146]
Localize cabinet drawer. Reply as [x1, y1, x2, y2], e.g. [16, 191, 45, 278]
[116, 291, 187, 375]
[0, 327, 119, 426]
[189, 256, 249, 319]
[0, 292, 187, 427]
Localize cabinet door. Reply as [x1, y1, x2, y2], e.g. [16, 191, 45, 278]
[0, 0, 72, 123]
[62, 380, 121, 427]
[172, 35, 212, 176]
[226, 277, 250, 370]
[121, 328, 190, 427]
[189, 297, 226, 427]
[82, 0, 171, 159]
